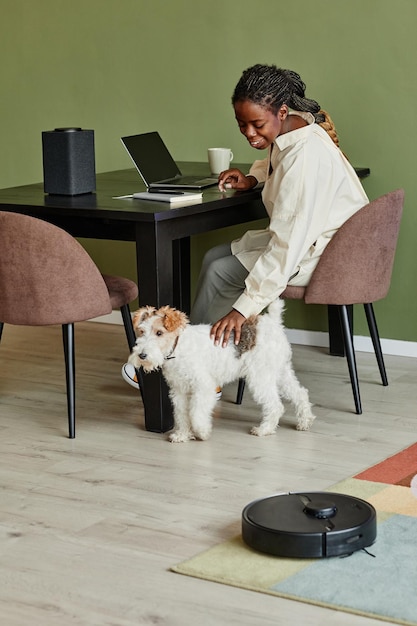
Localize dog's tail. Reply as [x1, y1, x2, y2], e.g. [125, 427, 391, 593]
[266, 298, 285, 319]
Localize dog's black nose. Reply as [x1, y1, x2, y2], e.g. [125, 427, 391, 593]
[139, 352, 147, 360]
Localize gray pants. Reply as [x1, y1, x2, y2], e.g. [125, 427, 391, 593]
[190, 243, 249, 325]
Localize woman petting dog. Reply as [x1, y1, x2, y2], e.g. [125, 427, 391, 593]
[123, 64, 368, 389]
[190, 64, 368, 347]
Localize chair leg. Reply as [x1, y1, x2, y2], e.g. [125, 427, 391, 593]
[364, 303, 388, 386]
[0, 322, 3, 343]
[339, 305, 362, 415]
[121, 304, 137, 351]
[328, 304, 353, 356]
[236, 377, 246, 405]
[120, 304, 144, 402]
[62, 323, 76, 438]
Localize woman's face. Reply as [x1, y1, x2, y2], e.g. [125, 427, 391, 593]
[234, 100, 288, 150]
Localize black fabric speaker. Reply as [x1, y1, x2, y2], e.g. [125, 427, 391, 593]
[42, 128, 96, 195]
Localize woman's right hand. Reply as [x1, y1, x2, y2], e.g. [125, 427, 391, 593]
[218, 169, 258, 192]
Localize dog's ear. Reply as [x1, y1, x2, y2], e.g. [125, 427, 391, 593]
[158, 306, 188, 332]
[132, 306, 156, 329]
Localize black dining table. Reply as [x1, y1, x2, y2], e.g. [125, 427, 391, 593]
[0, 163, 370, 433]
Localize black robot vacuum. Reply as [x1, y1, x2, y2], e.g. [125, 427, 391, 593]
[242, 491, 377, 558]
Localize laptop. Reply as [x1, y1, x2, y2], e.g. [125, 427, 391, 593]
[121, 131, 219, 190]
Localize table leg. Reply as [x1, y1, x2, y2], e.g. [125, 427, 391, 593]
[138, 371, 174, 433]
[134, 223, 182, 433]
[328, 304, 353, 357]
[173, 237, 191, 313]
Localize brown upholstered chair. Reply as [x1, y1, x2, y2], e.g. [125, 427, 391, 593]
[0, 211, 143, 438]
[236, 189, 405, 414]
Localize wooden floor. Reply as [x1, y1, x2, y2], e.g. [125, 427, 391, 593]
[0, 321, 416, 626]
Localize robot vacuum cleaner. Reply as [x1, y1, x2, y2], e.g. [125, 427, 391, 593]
[242, 491, 377, 558]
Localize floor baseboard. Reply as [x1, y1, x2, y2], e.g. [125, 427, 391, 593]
[285, 329, 417, 359]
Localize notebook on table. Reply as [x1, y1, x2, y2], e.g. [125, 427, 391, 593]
[121, 131, 219, 190]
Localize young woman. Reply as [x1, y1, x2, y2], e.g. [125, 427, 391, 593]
[190, 64, 369, 348]
[122, 64, 368, 390]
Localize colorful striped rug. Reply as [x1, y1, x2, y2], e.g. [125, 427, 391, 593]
[172, 442, 417, 626]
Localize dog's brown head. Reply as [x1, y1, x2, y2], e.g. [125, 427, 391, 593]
[129, 306, 189, 373]
[132, 305, 188, 335]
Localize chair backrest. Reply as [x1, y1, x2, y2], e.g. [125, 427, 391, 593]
[305, 189, 404, 305]
[0, 211, 112, 325]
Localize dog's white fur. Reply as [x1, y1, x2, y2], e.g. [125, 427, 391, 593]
[128, 300, 315, 442]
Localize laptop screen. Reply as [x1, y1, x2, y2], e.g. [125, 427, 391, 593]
[121, 132, 181, 184]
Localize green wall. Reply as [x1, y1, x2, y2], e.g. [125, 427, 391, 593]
[1, 0, 416, 341]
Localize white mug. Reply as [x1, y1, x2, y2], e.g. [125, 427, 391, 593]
[207, 147, 234, 175]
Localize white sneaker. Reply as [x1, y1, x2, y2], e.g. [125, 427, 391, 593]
[122, 363, 140, 389]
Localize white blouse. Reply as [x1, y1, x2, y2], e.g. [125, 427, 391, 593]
[231, 113, 369, 318]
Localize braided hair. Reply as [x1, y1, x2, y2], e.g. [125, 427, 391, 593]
[232, 64, 340, 147]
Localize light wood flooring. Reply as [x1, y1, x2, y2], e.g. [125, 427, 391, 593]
[0, 321, 416, 626]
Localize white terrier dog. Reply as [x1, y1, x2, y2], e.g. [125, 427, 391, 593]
[128, 300, 315, 442]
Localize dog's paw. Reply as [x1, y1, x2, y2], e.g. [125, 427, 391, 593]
[168, 430, 195, 443]
[296, 414, 316, 431]
[250, 424, 277, 437]
[192, 428, 212, 441]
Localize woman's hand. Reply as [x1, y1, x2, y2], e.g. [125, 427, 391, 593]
[210, 310, 247, 348]
[218, 169, 258, 192]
